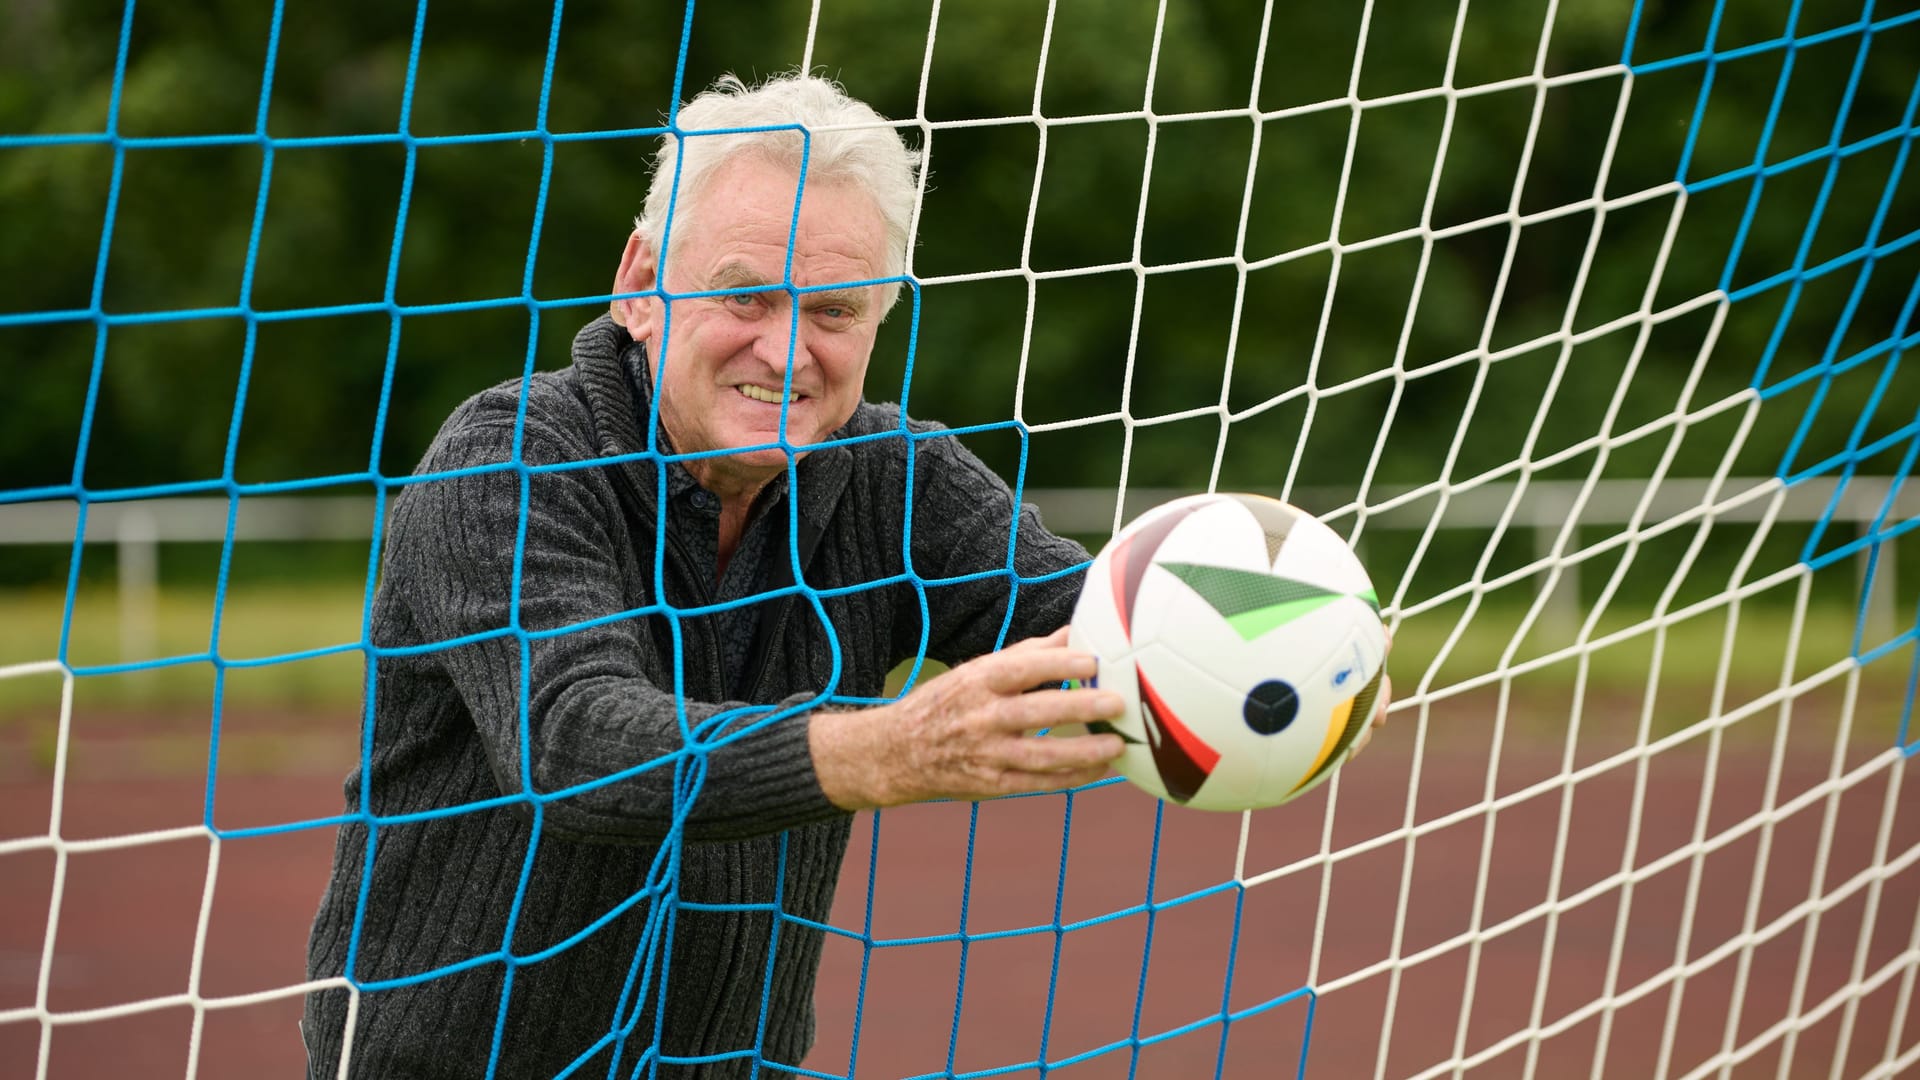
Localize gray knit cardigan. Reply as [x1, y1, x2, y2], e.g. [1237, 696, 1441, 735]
[302, 316, 1089, 1078]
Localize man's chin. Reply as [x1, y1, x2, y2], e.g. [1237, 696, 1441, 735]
[713, 444, 811, 475]
[721, 421, 837, 458]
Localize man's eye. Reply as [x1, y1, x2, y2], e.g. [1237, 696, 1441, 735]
[728, 292, 758, 306]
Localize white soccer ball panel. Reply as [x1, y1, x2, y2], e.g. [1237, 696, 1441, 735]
[1249, 618, 1388, 806]
[1270, 509, 1374, 596]
[1116, 641, 1256, 810]
[1126, 499, 1271, 652]
[1120, 639, 1371, 812]
[1150, 591, 1353, 779]
[1068, 545, 1137, 665]
[1138, 496, 1273, 574]
[1067, 491, 1236, 664]
[1258, 593, 1389, 678]
[1125, 560, 1262, 669]
[1218, 492, 1307, 550]
[1079, 641, 1157, 796]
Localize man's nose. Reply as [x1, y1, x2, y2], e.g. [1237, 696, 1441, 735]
[754, 307, 809, 373]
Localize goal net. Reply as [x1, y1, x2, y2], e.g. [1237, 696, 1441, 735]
[1, 1, 1917, 1078]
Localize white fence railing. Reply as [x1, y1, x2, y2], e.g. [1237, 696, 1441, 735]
[0, 476, 1910, 662]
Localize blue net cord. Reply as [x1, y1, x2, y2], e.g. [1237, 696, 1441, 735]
[1626, 0, 1920, 671]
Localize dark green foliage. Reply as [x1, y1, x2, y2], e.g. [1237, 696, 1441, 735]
[2, 0, 1914, 597]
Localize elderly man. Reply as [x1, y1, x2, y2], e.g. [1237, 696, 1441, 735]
[302, 73, 1127, 1079]
[303, 72, 1387, 1079]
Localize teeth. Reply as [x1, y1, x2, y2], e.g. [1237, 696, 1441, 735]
[738, 385, 796, 404]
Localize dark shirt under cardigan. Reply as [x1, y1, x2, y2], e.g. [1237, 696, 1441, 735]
[302, 316, 1090, 1078]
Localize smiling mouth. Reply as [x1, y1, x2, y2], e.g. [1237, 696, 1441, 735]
[737, 384, 800, 405]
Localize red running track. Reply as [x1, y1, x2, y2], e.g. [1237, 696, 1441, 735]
[2, 709, 1917, 1079]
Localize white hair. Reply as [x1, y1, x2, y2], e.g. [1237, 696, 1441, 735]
[636, 72, 922, 315]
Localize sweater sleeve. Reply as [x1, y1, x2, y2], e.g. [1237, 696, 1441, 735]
[385, 399, 844, 845]
[896, 421, 1093, 665]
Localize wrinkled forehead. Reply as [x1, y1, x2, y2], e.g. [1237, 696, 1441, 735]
[661, 158, 890, 288]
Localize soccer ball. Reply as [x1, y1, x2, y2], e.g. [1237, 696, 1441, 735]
[1067, 493, 1389, 811]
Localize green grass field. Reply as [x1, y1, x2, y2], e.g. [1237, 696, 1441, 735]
[0, 585, 1910, 756]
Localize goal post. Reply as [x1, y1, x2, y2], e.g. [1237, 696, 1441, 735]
[0, 1, 1917, 1078]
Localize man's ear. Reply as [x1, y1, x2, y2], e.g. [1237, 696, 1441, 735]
[612, 230, 658, 342]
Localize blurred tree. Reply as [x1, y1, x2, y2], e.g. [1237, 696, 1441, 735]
[1, 0, 1913, 557]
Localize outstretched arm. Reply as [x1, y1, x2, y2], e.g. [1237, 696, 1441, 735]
[809, 627, 1126, 809]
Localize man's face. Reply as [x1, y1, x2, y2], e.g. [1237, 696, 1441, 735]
[613, 155, 888, 497]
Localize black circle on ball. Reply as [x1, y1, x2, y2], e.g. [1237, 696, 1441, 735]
[1243, 680, 1300, 736]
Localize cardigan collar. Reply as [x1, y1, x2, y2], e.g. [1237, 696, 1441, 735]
[567, 314, 853, 527]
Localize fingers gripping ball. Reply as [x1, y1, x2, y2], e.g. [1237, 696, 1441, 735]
[1068, 493, 1388, 811]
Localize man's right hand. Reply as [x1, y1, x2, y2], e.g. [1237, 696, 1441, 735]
[809, 627, 1128, 810]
